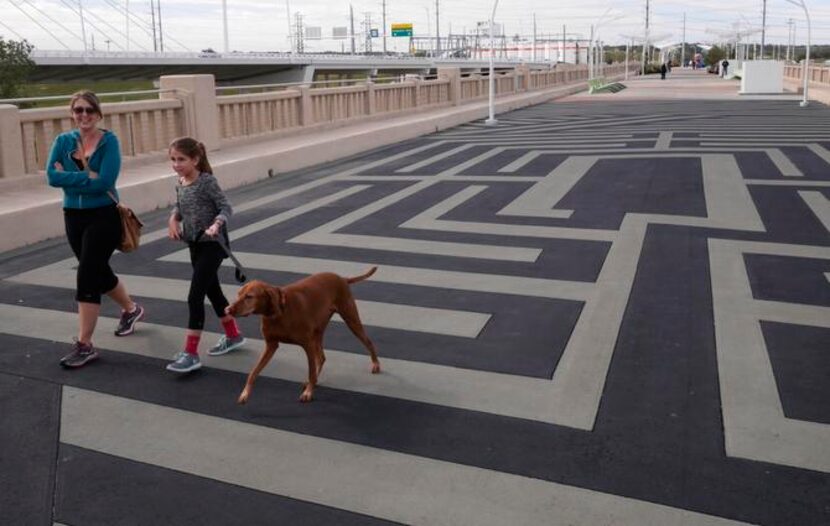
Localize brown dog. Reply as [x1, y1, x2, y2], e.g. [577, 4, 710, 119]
[226, 266, 381, 404]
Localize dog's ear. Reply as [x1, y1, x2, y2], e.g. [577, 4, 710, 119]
[264, 286, 283, 317]
[277, 287, 286, 307]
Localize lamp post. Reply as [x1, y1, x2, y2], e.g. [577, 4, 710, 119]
[785, 0, 811, 107]
[485, 0, 500, 126]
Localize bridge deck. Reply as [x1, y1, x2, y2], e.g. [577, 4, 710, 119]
[1, 69, 829, 525]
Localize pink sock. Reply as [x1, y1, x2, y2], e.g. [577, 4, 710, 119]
[185, 334, 200, 355]
[221, 318, 240, 339]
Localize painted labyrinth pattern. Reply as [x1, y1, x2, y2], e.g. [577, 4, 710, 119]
[2, 100, 829, 525]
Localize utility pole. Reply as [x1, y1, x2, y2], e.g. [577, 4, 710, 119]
[382, 0, 387, 54]
[350, 4, 356, 54]
[294, 12, 304, 53]
[222, 0, 229, 53]
[562, 24, 566, 62]
[125, 0, 130, 51]
[641, 0, 649, 75]
[761, 0, 767, 58]
[787, 18, 793, 61]
[286, 0, 293, 53]
[532, 14, 536, 61]
[78, 0, 88, 52]
[363, 12, 373, 53]
[681, 12, 686, 67]
[435, 0, 440, 55]
[150, 0, 157, 52]
[154, 0, 164, 52]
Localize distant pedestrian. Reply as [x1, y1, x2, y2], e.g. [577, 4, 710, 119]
[46, 90, 145, 368]
[660, 63, 667, 80]
[166, 137, 246, 373]
[721, 59, 730, 78]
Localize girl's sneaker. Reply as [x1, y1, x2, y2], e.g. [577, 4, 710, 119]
[208, 335, 246, 356]
[166, 351, 202, 373]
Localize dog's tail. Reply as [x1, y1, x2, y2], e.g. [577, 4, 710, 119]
[347, 266, 378, 285]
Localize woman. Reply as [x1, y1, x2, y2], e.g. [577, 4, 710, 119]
[46, 90, 145, 368]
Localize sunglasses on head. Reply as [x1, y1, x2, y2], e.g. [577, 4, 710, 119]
[72, 106, 97, 115]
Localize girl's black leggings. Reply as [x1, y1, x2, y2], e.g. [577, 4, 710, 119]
[188, 241, 229, 330]
[64, 205, 121, 304]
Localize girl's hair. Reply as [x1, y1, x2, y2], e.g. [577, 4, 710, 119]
[69, 90, 103, 118]
[169, 137, 213, 174]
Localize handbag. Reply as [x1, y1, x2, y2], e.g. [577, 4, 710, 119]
[108, 191, 144, 252]
[75, 138, 143, 252]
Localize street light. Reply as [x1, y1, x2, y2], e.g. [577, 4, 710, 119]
[589, 9, 623, 80]
[785, 0, 811, 107]
[485, 0, 500, 126]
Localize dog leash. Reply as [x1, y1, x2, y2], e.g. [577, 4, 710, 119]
[194, 230, 247, 283]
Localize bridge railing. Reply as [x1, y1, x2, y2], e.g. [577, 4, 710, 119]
[4, 93, 184, 176]
[784, 64, 830, 86]
[0, 63, 630, 178]
[217, 90, 302, 140]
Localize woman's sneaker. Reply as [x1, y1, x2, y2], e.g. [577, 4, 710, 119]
[166, 351, 202, 373]
[115, 304, 145, 336]
[208, 335, 246, 356]
[60, 340, 99, 368]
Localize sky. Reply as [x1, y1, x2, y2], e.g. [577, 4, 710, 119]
[1, 0, 829, 54]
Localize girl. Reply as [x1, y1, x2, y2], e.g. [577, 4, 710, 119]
[46, 90, 144, 368]
[167, 137, 245, 373]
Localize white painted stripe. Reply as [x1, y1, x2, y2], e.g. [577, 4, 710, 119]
[396, 144, 475, 173]
[159, 252, 595, 301]
[767, 148, 803, 177]
[292, 232, 542, 262]
[744, 179, 830, 187]
[435, 147, 506, 177]
[655, 131, 672, 150]
[807, 143, 830, 164]
[6, 266, 489, 338]
[498, 156, 596, 219]
[799, 190, 830, 233]
[498, 151, 540, 172]
[752, 300, 830, 329]
[61, 387, 751, 526]
[700, 134, 830, 139]
[708, 239, 830, 474]
[232, 186, 371, 240]
[544, 216, 646, 430]
[700, 142, 824, 147]
[401, 185, 616, 242]
[0, 305, 556, 423]
[700, 155, 765, 232]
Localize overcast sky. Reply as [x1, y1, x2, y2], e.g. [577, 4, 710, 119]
[2, 0, 828, 54]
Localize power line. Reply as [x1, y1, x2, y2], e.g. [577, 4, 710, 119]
[6, 0, 73, 49]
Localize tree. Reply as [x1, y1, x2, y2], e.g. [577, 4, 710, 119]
[705, 45, 727, 67]
[0, 37, 35, 99]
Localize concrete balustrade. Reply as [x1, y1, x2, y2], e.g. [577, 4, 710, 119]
[8, 98, 184, 177]
[0, 63, 641, 180]
[217, 90, 302, 139]
[784, 64, 830, 87]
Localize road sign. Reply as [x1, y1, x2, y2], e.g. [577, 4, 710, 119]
[391, 23, 413, 37]
[370, 28, 379, 38]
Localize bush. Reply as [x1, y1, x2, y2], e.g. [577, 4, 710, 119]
[0, 37, 35, 99]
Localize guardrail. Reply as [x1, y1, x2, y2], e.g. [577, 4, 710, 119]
[784, 64, 830, 86]
[5, 92, 184, 175]
[0, 63, 636, 178]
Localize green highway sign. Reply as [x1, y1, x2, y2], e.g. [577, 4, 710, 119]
[391, 23, 412, 37]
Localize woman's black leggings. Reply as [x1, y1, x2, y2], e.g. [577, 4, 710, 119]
[64, 205, 121, 304]
[188, 241, 229, 330]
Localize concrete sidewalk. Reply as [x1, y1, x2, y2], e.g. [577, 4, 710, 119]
[0, 79, 592, 253]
